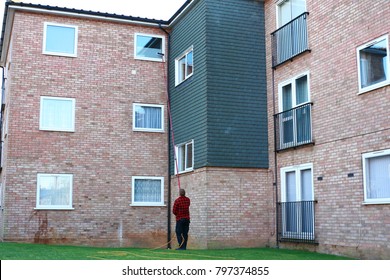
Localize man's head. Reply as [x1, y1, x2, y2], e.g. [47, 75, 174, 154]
[179, 188, 186, 197]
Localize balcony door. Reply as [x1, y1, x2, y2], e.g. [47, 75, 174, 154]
[281, 164, 314, 240]
[279, 73, 311, 149]
[277, 0, 306, 27]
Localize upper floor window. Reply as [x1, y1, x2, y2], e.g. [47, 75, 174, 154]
[133, 103, 164, 132]
[43, 23, 78, 57]
[40, 96, 75, 132]
[362, 149, 390, 204]
[175, 47, 193, 86]
[134, 33, 165, 62]
[36, 173, 73, 210]
[276, 73, 312, 150]
[175, 140, 194, 174]
[131, 176, 164, 206]
[277, 0, 306, 27]
[357, 35, 389, 94]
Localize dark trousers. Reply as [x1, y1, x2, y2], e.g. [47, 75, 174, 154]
[175, 218, 190, 249]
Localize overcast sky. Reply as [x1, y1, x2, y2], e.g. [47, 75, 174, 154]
[0, 0, 187, 21]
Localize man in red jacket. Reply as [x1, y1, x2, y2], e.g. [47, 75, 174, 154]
[172, 188, 190, 250]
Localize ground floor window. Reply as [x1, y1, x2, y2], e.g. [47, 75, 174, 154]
[36, 173, 73, 210]
[131, 176, 164, 206]
[362, 149, 390, 204]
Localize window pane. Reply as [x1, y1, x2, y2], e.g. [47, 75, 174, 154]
[296, 75, 308, 104]
[286, 171, 296, 202]
[186, 51, 193, 76]
[178, 145, 185, 172]
[135, 105, 162, 130]
[291, 0, 306, 18]
[178, 57, 186, 83]
[136, 35, 162, 59]
[185, 142, 193, 169]
[301, 169, 312, 200]
[134, 179, 161, 203]
[278, 0, 291, 26]
[360, 38, 388, 88]
[45, 25, 76, 55]
[367, 155, 390, 199]
[38, 175, 71, 206]
[41, 98, 74, 131]
[282, 84, 293, 111]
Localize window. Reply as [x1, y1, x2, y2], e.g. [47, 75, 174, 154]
[280, 163, 314, 239]
[175, 140, 194, 174]
[278, 72, 312, 149]
[362, 149, 390, 204]
[36, 174, 73, 210]
[357, 35, 390, 93]
[277, 0, 306, 27]
[133, 103, 164, 132]
[134, 33, 165, 61]
[43, 23, 78, 57]
[131, 176, 164, 206]
[175, 47, 193, 85]
[40, 96, 75, 132]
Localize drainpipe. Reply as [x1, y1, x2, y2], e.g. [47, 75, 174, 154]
[271, 67, 279, 249]
[159, 24, 172, 249]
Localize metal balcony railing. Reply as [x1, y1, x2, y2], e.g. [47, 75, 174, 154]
[271, 12, 310, 68]
[274, 102, 313, 151]
[278, 200, 317, 243]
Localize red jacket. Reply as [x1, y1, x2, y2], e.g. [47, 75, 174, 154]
[172, 196, 190, 221]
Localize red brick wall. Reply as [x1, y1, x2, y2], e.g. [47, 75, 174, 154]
[170, 167, 274, 249]
[1, 11, 169, 247]
[265, 0, 390, 259]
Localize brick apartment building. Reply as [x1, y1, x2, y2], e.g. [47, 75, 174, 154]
[0, 0, 389, 259]
[265, 0, 390, 259]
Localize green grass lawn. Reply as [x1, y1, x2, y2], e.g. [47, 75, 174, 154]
[0, 242, 353, 260]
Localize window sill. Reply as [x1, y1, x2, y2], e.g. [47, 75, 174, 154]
[358, 81, 390, 95]
[362, 201, 390, 205]
[130, 204, 166, 207]
[133, 128, 165, 133]
[43, 52, 77, 58]
[134, 57, 164, 63]
[34, 207, 75, 210]
[39, 128, 75, 133]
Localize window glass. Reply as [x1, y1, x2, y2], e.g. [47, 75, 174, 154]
[40, 97, 75, 132]
[175, 48, 194, 85]
[37, 174, 73, 209]
[44, 23, 77, 56]
[175, 140, 194, 174]
[132, 177, 164, 206]
[365, 153, 390, 201]
[135, 34, 164, 61]
[133, 104, 163, 132]
[359, 37, 389, 90]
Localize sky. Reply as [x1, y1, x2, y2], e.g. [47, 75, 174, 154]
[0, 0, 188, 22]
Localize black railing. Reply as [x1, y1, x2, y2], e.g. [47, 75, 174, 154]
[271, 12, 310, 68]
[278, 200, 317, 243]
[274, 102, 313, 151]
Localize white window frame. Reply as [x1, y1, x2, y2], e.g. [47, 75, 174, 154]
[175, 140, 194, 174]
[357, 35, 390, 94]
[134, 33, 165, 62]
[131, 176, 164, 206]
[278, 71, 310, 112]
[40, 96, 76, 132]
[175, 47, 194, 86]
[276, 0, 307, 28]
[280, 163, 314, 240]
[132, 103, 164, 132]
[362, 149, 390, 205]
[36, 173, 73, 210]
[43, 22, 78, 57]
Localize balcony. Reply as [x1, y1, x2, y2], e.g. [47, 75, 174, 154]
[278, 200, 317, 244]
[274, 102, 313, 151]
[271, 12, 310, 68]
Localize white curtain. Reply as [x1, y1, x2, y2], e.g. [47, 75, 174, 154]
[367, 155, 390, 199]
[39, 175, 70, 206]
[134, 179, 161, 203]
[135, 106, 162, 129]
[42, 98, 73, 130]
